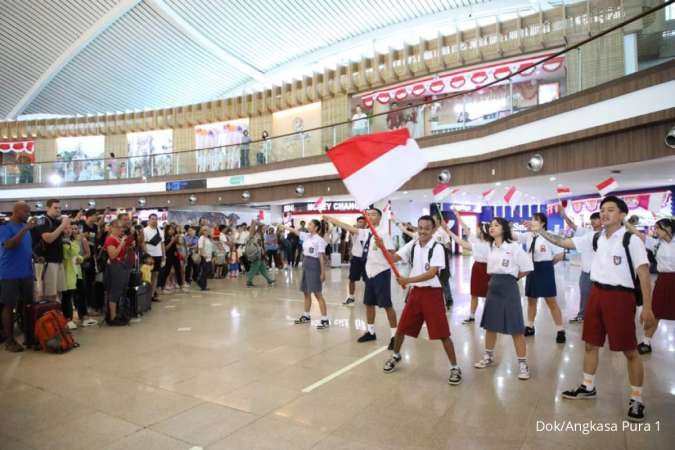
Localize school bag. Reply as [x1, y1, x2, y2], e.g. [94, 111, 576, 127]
[35, 310, 79, 353]
[592, 231, 642, 306]
[409, 241, 451, 284]
[244, 237, 262, 262]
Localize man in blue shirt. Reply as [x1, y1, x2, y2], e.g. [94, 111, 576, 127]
[0, 202, 36, 352]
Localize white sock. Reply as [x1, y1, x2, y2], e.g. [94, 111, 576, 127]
[643, 336, 651, 345]
[303, 312, 310, 318]
[450, 364, 459, 370]
[527, 321, 534, 327]
[582, 372, 595, 390]
[485, 349, 495, 359]
[367, 324, 376, 335]
[347, 294, 354, 300]
[630, 385, 643, 403]
[517, 357, 528, 365]
[469, 313, 475, 319]
[390, 327, 397, 337]
[556, 325, 565, 332]
[321, 316, 328, 321]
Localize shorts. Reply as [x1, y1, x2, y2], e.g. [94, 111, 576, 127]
[152, 256, 162, 273]
[363, 270, 392, 308]
[349, 256, 365, 282]
[582, 285, 637, 352]
[43, 263, 66, 297]
[398, 287, 450, 339]
[0, 278, 34, 307]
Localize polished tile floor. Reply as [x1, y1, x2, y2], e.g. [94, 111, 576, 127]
[1, 256, 674, 450]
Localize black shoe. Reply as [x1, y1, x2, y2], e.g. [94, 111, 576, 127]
[200, 287, 210, 291]
[562, 385, 597, 400]
[267, 280, 275, 286]
[524, 326, 535, 336]
[637, 342, 652, 354]
[317, 319, 329, 330]
[627, 399, 645, 422]
[108, 318, 128, 327]
[556, 330, 566, 344]
[569, 315, 584, 323]
[343, 297, 355, 306]
[445, 301, 453, 310]
[383, 353, 401, 373]
[387, 337, 395, 351]
[357, 332, 377, 343]
[294, 315, 310, 325]
[462, 317, 475, 325]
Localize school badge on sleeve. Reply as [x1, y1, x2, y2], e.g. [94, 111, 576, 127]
[613, 256, 622, 265]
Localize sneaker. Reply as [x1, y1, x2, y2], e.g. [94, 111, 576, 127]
[626, 399, 645, 422]
[267, 280, 276, 286]
[569, 315, 584, 323]
[4, 339, 24, 353]
[637, 342, 652, 354]
[294, 315, 310, 324]
[524, 326, 535, 336]
[383, 354, 402, 373]
[108, 318, 128, 327]
[357, 332, 377, 343]
[66, 320, 78, 330]
[343, 297, 355, 306]
[473, 356, 494, 369]
[562, 384, 597, 400]
[448, 367, 462, 385]
[317, 319, 330, 330]
[246, 282, 254, 287]
[518, 361, 530, 380]
[462, 317, 475, 325]
[387, 337, 395, 351]
[556, 330, 566, 344]
[81, 318, 98, 327]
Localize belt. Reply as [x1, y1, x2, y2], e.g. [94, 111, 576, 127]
[593, 282, 633, 293]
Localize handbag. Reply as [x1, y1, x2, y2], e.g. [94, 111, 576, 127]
[147, 229, 162, 246]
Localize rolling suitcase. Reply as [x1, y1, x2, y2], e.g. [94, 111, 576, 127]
[129, 283, 151, 317]
[24, 301, 61, 348]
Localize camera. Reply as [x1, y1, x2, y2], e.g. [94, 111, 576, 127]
[666, 125, 675, 149]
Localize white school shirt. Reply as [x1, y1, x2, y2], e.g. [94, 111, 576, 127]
[486, 241, 533, 277]
[396, 239, 445, 288]
[365, 225, 395, 278]
[299, 232, 326, 259]
[432, 228, 451, 246]
[572, 227, 595, 273]
[517, 232, 563, 262]
[645, 236, 675, 273]
[143, 226, 164, 257]
[350, 229, 370, 258]
[468, 235, 490, 263]
[573, 226, 649, 289]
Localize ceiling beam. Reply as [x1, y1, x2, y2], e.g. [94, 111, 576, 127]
[145, 0, 268, 84]
[7, 0, 144, 119]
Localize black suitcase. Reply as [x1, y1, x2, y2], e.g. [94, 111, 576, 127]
[129, 269, 142, 288]
[128, 283, 151, 317]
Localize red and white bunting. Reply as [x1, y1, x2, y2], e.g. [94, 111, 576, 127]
[503, 186, 520, 204]
[0, 140, 34, 153]
[394, 88, 408, 101]
[411, 84, 426, 96]
[482, 188, 496, 203]
[314, 196, 327, 211]
[429, 79, 445, 93]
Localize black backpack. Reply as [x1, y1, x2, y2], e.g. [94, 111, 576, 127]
[592, 231, 642, 306]
[409, 241, 451, 284]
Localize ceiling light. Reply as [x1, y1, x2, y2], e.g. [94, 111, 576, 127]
[495, 182, 501, 186]
[48, 173, 63, 185]
[403, 191, 408, 194]
[549, 176, 556, 181]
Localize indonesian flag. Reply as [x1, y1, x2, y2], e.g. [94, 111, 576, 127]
[383, 201, 393, 220]
[556, 186, 571, 197]
[327, 128, 427, 208]
[596, 177, 619, 196]
[482, 188, 496, 203]
[503, 186, 520, 204]
[314, 196, 326, 211]
[432, 183, 459, 201]
[257, 210, 265, 221]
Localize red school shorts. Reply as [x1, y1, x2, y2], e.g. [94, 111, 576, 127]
[582, 285, 637, 352]
[398, 287, 450, 340]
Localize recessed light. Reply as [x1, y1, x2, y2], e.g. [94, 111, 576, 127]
[495, 182, 502, 186]
[557, 183, 563, 188]
[549, 176, 556, 182]
[403, 191, 408, 194]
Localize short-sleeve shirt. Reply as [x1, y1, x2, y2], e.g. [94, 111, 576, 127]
[35, 215, 64, 263]
[104, 235, 126, 263]
[574, 227, 649, 289]
[300, 232, 326, 259]
[468, 235, 490, 263]
[143, 226, 164, 257]
[645, 236, 675, 273]
[571, 227, 594, 273]
[364, 226, 395, 278]
[517, 232, 563, 262]
[396, 239, 445, 288]
[487, 241, 534, 277]
[432, 228, 451, 246]
[0, 222, 33, 279]
[351, 229, 370, 258]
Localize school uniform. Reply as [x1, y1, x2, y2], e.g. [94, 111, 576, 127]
[363, 226, 394, 308]
[396, 240, 450, 339]
[481, 241, 533, 335]
[573, 227, 595, 318]
[349, 229, 370, 282]
[645, 236, 675, 320]
[468, 236, 490, 297]
[432, 228, 453, 305]
[299, 232, 326, 293]
[518, 232, 563, 299]
[572, 227, 649, 351]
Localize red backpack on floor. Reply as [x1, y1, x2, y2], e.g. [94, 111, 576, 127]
[35, 310, 79, 353]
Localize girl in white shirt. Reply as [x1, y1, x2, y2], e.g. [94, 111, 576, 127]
[474, 218, 534, 380]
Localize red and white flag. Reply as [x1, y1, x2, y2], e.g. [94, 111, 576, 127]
[596, 177, 618, 196]
[327, 128, 427, 208]
[257, 210, 265, 221]
[313, 196, 327, 211]
[503, 186, 521, 204]
[432, 183, 460, 202]
[556, 186, 571, 197]
[383, 201, 393, 220]
[482, 188, 496, 203]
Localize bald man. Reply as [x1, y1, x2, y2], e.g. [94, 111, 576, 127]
[0, 202, 36, 352]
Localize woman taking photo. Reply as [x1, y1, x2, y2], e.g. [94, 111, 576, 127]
[104, 220, 131, 325]
[474, 218, 533, 380]
[285, 220, 329, 329]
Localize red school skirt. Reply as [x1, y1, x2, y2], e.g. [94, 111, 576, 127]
[470, 261, 489, 297]
[653, 272, 675, 320]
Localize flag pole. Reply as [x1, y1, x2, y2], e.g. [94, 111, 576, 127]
[362, 210, 401, 279]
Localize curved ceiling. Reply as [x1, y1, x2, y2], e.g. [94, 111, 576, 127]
[1, 0, 564, 119]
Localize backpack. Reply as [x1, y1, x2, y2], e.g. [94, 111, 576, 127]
[592, 231, 642, 306]
[244, 238, 261, 262]
[409, 241, 451, 284]
[35, 310, 79, 353]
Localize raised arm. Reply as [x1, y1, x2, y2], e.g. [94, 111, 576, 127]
[625, 221, 647, 243]
[439, 218, 472, 250]
[450, 208, 470, 235]
[558, 204, 578, 232]
[322, 215, 358, 234]
[396, 222, 417, 239]
[527, 221, 577, 250]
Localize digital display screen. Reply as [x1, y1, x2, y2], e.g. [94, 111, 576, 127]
[165, 179, 207, 192]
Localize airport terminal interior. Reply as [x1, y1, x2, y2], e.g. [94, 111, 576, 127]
[1, 1, 675, 449]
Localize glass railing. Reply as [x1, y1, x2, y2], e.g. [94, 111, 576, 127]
[0, 2, 672, 187]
